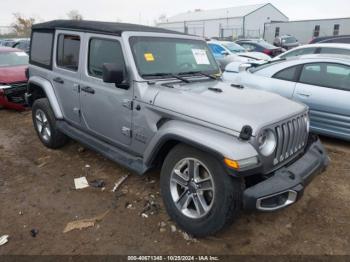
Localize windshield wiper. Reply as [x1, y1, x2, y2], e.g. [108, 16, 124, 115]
[179, 71, 219, 80]
[141, 73, 191, 83]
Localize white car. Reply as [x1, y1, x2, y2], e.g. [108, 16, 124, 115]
[223, 54, 350, 141]
[272, 43, 350, 60]
[208, 40, 271, 70]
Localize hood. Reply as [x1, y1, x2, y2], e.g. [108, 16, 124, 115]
[153, 80, 306, 136]
[0, 65, 28, 84]
[238, 52, 271, 61]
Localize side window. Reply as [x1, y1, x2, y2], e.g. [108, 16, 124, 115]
[88, 38, 125, 79]
[273, 66, 299, 81]
[241, 43, 255, 51]
[57, 34, 80, 71]
[208, 44, 225, 54]
[300, 63, 350, 90]
[30, 31, 54, 68]
[319, 47, 350, 56]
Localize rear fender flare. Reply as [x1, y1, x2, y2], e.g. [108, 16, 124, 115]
[28, 76, 63, 119]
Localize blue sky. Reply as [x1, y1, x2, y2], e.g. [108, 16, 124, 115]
[0, 0, 349, 26]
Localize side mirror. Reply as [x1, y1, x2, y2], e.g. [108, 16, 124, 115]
[102, 63, 127, 88]
[221, 51, 230, 56]
[239, 63, 252, 72]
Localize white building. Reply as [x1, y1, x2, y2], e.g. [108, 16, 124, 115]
[157, 3, 288, 39]
[264, 17, 350, 44]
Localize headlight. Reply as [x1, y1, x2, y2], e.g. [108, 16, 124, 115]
[258, 129, 277, 156]
[0, 84, 11, 90]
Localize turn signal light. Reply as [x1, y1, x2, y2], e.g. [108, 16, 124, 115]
[224, 158, 240, 170]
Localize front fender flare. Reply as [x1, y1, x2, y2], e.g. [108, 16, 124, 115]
[144, 120, 258, 167]
[28, 76, 63, 119]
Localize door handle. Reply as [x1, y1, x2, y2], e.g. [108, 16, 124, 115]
[81, 86, 95, 94]
[297, 93, 310, 98]
[53, 77, 64, 84]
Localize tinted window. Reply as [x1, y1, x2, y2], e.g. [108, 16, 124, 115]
[240, 43, 255, 51]
[57, 34, 80, 71]
[280, 47, 316, 59]
[300, 63, 350, 90]
[208, 44, 225, 54]
[319, 47, 350, 56]
[273, 66, 298, 81]
[31, 31, 54, 67]
[88, 38, 125, 78]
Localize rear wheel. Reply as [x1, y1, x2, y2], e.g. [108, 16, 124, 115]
[32, 98, 69, 149]
[160, 144, 243, 237]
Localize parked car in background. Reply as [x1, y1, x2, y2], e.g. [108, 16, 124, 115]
[236, 39, 283, 57]
[208, 40, 270, 70]
[12, 39, 30, 54]
[273, 43, 350, 60]
[26, 20, 328, 237]
[309, 35, 350, 44]
[0, 39, 16, 47]
[273, 35, 299, 50]
[223, 54, 350, 141]
[0, 47, 28, 110]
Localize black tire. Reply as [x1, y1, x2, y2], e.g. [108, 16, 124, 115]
[160, 144, 243, 237]
[32, 98, 69, 149]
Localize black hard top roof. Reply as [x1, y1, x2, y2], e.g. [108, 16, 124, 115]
[32, 20, 183, 36]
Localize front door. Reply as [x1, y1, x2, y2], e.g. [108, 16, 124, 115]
[52, 30, 84, 125]
[294, 62, 350, 138]
[79, 34, 133, 147]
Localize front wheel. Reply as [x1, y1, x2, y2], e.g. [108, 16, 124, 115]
[160, 144, 243, 237]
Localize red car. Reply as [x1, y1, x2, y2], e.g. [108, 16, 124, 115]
[0, 47, 29, 110]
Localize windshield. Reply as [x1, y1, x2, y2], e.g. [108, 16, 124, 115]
[129, 36, 220, 78]
[0, 51, 29, 67]
[283, 36, 298, 44]
[256, 40, 276, 49]
[222, 42, 246, 53]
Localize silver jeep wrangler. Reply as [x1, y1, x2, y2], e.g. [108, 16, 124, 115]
[26, 20, 329, 237]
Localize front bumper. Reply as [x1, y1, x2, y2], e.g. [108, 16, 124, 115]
[243, 136, 329, 211]
[0, 84, 27, 111]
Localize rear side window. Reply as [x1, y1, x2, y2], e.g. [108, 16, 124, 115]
[57, 34, 81, 71]
[273, 66, 299, 81]
[88, 38, 125, 78]
[299, 63, 350, 90]
[30, 31, 54, 68]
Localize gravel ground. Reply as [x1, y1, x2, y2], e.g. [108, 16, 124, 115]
[0, 109, 349, 255]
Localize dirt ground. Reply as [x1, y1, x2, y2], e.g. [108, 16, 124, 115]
[0, 109, 349, 255]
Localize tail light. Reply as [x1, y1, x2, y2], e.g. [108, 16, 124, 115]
[263, 49, 272, 55]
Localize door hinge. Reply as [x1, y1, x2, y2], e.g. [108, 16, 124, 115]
[122, 127, 132, 137]
[123, 99, 133, 110]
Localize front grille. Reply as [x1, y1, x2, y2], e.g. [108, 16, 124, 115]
[273, 113, 308, 165]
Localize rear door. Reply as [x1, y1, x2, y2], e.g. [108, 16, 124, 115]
[293, 62, 350, 138]
[52, 30, 84, 125]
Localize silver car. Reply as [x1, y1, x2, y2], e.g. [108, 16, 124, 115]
[26, 20, 328, 237]
[223, 54, 350, 141]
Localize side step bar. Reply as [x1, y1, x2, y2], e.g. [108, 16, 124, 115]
[56, 121, 147, 175]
